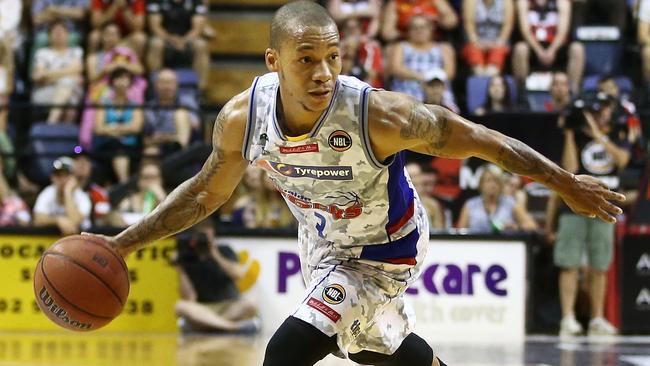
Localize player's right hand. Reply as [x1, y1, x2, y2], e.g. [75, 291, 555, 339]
[558, 174, 626, 223]
[81, 233, 125, 258]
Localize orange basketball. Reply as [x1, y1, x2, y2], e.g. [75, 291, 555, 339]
[33, 235, 130, 331]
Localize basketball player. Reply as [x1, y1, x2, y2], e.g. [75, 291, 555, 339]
[91, 2, 625, 365]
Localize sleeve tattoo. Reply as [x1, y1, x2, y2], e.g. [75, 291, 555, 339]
[399, 103, 452, 156]
[116, 111, 229, 252]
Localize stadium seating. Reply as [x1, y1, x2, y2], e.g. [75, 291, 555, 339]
[27, 123, 80, 185]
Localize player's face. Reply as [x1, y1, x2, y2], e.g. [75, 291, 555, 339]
[269, 24, 341, 113]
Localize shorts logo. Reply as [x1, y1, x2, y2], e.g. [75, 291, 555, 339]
[328, 130, 352, 152]
[322, 284, 346, 305]
[350, 319, 361, 338]
[307, 297, 341, 322]
[258, 160, 353, 181]
[279, 144, 319, 154]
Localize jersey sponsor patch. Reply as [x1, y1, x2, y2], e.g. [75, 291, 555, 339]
[307, 297, 341, 322]
[279, 144, 319, 154]
[258, 160, 353, 180]
[328, 130, 352, 152]
[322, 284, 346, 304]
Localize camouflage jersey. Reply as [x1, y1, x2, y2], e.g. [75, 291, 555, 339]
[243, 73, 427, 269]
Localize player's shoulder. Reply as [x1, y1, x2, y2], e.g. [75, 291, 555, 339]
[218, 88, 251, 129]
[367, 89, 417, 134]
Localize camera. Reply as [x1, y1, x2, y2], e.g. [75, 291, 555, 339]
[563, 92, 614, 130]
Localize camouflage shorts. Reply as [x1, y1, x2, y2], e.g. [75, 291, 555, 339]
[292, 229, 429, 357]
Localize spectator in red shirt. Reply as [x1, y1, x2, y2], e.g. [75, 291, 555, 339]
[340, 18, 384, 88]
[381, 0, 458, 42]
[88, 0, 147, 57]
[512, 0, 584, 93]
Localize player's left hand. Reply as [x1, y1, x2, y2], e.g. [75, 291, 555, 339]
[558, 174, 626, 223]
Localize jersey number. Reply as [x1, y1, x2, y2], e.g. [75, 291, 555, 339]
[314, 213, 326, 238]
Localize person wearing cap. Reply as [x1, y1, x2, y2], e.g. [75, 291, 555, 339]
[388, 14, 455, 102]
[33, 157, 92, 235]
[546, 92, 631, 337]
[421, 69, 459, 113]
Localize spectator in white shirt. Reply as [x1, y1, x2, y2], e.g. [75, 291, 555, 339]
[31, 21, 84, 124]
[33, 157, 92, 235]
[0, 0, 21, 132]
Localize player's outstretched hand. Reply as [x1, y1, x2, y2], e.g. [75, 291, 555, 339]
[558, 174, 626, 223]
[80, 232, 125, 257]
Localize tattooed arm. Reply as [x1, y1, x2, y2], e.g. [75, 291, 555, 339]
[368, 91, 625, 223]
[100, 91, 250, 256]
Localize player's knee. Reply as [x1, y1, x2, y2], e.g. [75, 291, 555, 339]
[359, 333, 434, 366]
[263, 316, 337, 366]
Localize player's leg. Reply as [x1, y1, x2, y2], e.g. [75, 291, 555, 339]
[263, 316, 338, 366]
[349, 333, 447, 366]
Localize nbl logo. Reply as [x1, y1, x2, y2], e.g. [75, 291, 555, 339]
[328, 130, 352, 152]
[322, 284, 346, 304]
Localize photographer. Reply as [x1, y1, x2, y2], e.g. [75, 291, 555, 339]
[546, 93, 630, 337]
[173, 219, 260, 334]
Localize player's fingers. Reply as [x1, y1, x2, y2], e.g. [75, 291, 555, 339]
[603, 190, 626, 203]
[601, 200, 623, 216]
[596, 208, 616, 224]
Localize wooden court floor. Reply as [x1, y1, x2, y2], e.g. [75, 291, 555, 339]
[0, 333, 649, 366]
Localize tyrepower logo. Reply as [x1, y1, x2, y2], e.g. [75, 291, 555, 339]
[258, 160, 353, 181]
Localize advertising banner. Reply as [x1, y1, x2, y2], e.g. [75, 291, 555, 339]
[225, 237, 527, 340]
[621, 235, 650, 333]
[0, 235, 178, 332]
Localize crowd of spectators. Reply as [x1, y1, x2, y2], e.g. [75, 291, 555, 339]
[0, 0, 648, 237]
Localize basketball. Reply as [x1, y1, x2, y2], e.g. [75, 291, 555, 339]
[33, 235, 130, 331]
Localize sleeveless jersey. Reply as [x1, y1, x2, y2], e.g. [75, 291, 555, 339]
[243, 73, 425, 266]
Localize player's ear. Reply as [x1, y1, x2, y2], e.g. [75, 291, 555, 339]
[265, 48, 279, 72]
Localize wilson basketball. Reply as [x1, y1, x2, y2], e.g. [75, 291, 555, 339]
[33, 235, 130, 331]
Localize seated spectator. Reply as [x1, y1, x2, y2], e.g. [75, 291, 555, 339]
[93, 68, 144, 183]
[86, 22, 145, 89]
[639, 0, 650, 84]
[72, 152, 111, 226]
[502, 173, 528, 208]
[381, 0, 459, 42]
[457, 164, 537, 233]
[422, 69, 459, 113]
[89, 0, 147, 57]
[0, 157, 31, 227]
[147, 0, 209, 91]
[31, 21, 84, 124]
[174, 219, 260, 334]
[31, 0, 88, 49]
[113, 161, 166, 226]
[328, 0, 381, 39]
[406, 162, 445, 230]
[474, 75, 513, 115]
[143, 69, 193, 157]
[33, 157, 91, 235]
[545, 71, 571, 112]
[340, 18, 384, 88]
[0, 0, 20, 132]
[389, 15, 455, 102]
[462, 0, 514, 76]
[513, 0, 585, 93]
[233, 166, 295, 229]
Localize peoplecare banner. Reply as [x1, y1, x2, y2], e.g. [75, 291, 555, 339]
[223, 237, 526, 341]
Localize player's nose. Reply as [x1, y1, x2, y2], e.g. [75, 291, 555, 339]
[312, 60, 332, 83]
